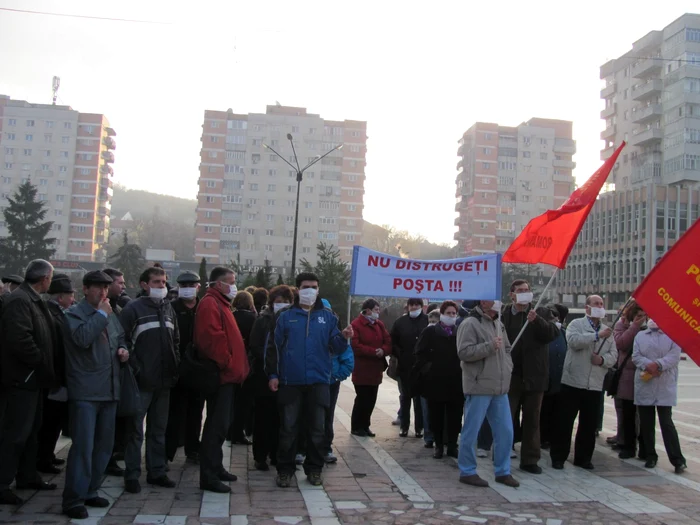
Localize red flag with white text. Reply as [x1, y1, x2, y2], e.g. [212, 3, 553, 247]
[502, 142, 625, 269]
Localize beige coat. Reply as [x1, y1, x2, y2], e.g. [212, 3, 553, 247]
[562, 316, 618, 391]
[456, 307, 513, 396]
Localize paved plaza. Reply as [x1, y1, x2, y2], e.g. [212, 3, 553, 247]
[2, 358, 700, 525]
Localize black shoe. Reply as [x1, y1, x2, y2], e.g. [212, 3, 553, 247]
[540, 442, 550, 450]
[63, 505, 89, 519]
[85, 497, 109, 508]
[186, 453, 200, 464]
[433, 449, 444, 459]
[675, 464, 687, 475]
[552, 461, 564, 470]
[307, 472, 322, 486]
[276, 473, 292, 488]
[15, 480, 57, 491]
[611, 444, 622, 451]
[254, 461, 270, 471]
[424, 441, 434, 449]
[0, 489, 24, 505]
[574, 462, 594, 470]
[365, 428, 376, 438]
[200, 480, 231, 493]
[218, 471, 237, 482]
[618, 450, 635, 459]
[645, 459, 658, 469]
[446, 446, 458, 458]
[147, 475, 176, 488]
[232, 437, 252, 446]
[351, 429, 368, 437]
[520, 464, 542, 474]
[415, 431, 423, 439]
[106, 463, 125, 477]
[399, 430, 408, 438]
[52, 457, 66, 466]
[124, 480, 141, 494]
[37, 461, 61, 474]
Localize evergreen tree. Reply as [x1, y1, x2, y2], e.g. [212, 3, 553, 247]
[276, 273, 285, 286]
[0, 181, 56, 273]
[108, 231, 145, 288]
[300, 242, 351, 326]
[254, 259, 274, 289]
[198, 257, 208, 297]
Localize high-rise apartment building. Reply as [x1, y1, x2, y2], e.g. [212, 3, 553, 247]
[559, 13, 700, 308]
[0, 94, 116, 261]
[194, 105, 366, 275]
[454, 119, 576, 256]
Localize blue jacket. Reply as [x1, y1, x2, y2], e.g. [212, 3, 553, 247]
[265, 297, 347, 386]
[332, 344, 354, 383]
[546, 326, 567, 394]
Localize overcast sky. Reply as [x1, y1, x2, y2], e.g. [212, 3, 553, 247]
[1, 1, 697, 245]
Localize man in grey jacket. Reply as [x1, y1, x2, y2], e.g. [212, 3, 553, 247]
[456, 300, 519, 489]
[62, 271, 130, 520]
[550, 294, 617, 471]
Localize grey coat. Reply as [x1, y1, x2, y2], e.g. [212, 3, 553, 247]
[562, 317, 617, 391]
[64, 299, 126, 402]
[632, 329, 681, 407]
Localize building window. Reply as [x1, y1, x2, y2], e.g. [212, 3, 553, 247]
[8, 119, 16, 126]
[25, 134, 33, 142]
[26, 120, 35, 127]
[268, 184, 276, 191]
[250, 183, 258, 191]
[540, 152, 548, 160]
[5, 133, 15, 140]
[482, 177, 490, 184]
[56, 195, 65, 202]
[206, 181, 216, 188]
[62, 136, 70, 143]
[23, 149, 32, 156]
[522, 151, 530, 158]
[539, 181, 547, 189]
[269, 169, 277, 176]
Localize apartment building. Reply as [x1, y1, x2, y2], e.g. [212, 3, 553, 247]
[559, 13, 700, 308]
[454, 119, 576, 255]
[194, 105, 366, 275]
[0, 94, 116, 261]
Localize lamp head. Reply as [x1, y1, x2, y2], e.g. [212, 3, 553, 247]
[287, 133, 293, 141]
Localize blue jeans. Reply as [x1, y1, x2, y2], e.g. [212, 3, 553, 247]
[125, 388, 170, 481]
[458, 394, 513, 477]
[63, 400, 117, 510]
[420, 397, 433, 443]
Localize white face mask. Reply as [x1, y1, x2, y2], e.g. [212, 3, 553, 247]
[515, 292, 533, 305]
[225, 284, 237, 300]
[273, 302, 290, 313]
[369, 311, 379, 320]
[178, 287, 197, 300]
[555, 322, 562, 329]
[647, 319, 659, 331]
[440, 314, 457, 327]
[299, 288, 318, 306]
[149, 287, 167, 301]
[589, 307, 606, 319]
[409, 309, 421, 318]
[491, 300, 502, 312]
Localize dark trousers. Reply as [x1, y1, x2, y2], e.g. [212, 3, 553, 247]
[351, 384, 379, 432]
[252, 395, 278, 463]
[165, 384, 205, 461]
[620, 398, 644, 455]
[125, 388, 170, 481]
[597, 390, 605, 431]
[37, 395, 68, 465]
[427, 398, 463, 448]
[228, 383, 253, 441]
[398, 377, 423, 432]
[200, 383, 234, 484]
[277, 384, 329, 476]
[477, 419, 493, 450]
[638, 405, 686, 467]
[112, 416, 127, 459]
[508, 379, 543, 466]
[62, 400, 117, 510]
[550, 384, 601, 465]
[0, 388, 43, 490]
[325, 381, 341, 453]
[540, 393, 562, 446]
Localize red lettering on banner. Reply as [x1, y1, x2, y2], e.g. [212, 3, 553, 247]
[392, 278, 447, 294]
[368, 255, 391, 268]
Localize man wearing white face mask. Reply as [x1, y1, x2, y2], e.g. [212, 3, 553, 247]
[550, 295, 617, 471]
[120, 267, 180, 494]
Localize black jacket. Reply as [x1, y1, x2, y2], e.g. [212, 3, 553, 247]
[413, 323, 462, 402]
[171, 298, 198, 355]
[0, 282, 56, 390]
[233, 309, 257, 352]
[120, 296, 180, 391]
[501, 304, 560, 392]
[46, 300, 67, 387]
[248, 308, 276, 397]
[390, 313, 429, 379]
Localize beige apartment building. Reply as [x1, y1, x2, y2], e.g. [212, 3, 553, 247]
[0, 94, 116, 262]
[194, 105, 366, 276]
[559, 13, 700, 308]
[454, 119, 576, 256]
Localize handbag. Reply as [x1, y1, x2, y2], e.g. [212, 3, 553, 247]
[117, 364, 141, 417]
[177, 298, 224, 396]
[387, 355, 400, 381]
[606, 350, 632, 398]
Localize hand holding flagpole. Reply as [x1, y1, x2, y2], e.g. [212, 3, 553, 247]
[509, 269, 558, 350]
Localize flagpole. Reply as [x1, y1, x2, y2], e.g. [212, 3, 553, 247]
[509, 268, 559, 349]
[346, 294, 352, 340]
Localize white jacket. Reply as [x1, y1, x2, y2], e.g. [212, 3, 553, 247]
[561, 317, 618, 391]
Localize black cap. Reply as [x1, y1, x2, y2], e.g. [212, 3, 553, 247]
[48, 273, 75, 294]
[1, 274, 24, 285]
[83, 270, 114, 286]
[176, 270, 200, 285]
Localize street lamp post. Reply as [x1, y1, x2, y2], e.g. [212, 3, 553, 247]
[263, 134, 342, 279]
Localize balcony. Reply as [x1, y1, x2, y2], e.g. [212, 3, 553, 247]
[101, 151, 115, 163]
[631, 104, 662, 124]
[499, 184, 517, 193]
[600, 144, 616, 160]
[457, 158, 464, 171]
[100, 164, 113, 176]
[600, 124, 616, 141]
[457, 143, 465, 157]
[105, 127, 117, 137]
[496, 229, 515, 238]
[600, 82, 616, 98]
[553, 138, 576, 155]
[631, 57, 663, 79]
[553, 173, 573, 182]
[600, 103, 617, 119]
[103, 136, 116, 150]
[630, 127, 663, 147]
[553, 159, 576, 169]
[496, 213, 515, 222]
[632, 79, 663, 101]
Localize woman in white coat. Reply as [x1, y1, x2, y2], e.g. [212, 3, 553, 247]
[632, 320, 687, 474]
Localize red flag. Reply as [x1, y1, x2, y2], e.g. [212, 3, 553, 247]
[503, 142, 626, 268]
[634, 218, 700, 365]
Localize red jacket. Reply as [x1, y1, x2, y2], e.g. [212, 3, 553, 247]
[194, 288, 249, 385]
[351, 315, 392, 386]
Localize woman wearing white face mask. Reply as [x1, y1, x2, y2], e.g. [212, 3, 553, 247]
[350, 298, 392, 437]
[413, 301, 463, 459]
[247, 285, 295, 471]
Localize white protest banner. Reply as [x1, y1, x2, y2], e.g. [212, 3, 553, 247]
[350, 246, 502, 300]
